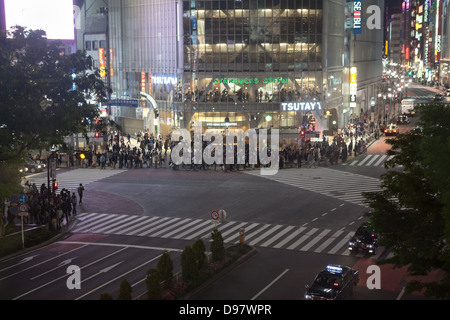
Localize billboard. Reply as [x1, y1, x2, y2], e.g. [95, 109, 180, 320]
[4, 0, 75, 40]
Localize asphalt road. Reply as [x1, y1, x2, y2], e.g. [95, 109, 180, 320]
[1, 82, 443, 306]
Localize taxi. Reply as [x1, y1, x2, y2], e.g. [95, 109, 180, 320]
[305, 265, 359, 300]
[384, 123, 399, 136]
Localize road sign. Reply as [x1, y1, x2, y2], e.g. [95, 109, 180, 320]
[18, 194, 28, 204]
[19, 203, 29, 212]
[10, 205, 19, 215]
[10, 194, 19, 203]
[211, 210, 219, 220]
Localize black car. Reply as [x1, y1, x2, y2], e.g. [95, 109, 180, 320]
[348, 223, 378, 255]
[305, 265, 360, 300]
[396, 115, 410, 125]
[433, 94, 444, 101]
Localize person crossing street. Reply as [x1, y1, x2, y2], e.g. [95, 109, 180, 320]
[77, 183, 84, 204]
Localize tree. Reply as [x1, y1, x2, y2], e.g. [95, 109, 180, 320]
[117, 278, 132, 300]
[363, 103, 450, 298]
[0, 26, 109, 196]
[210, 229, 225, 262]
[157, 250, 173, 288]
[193, 238, 207, 270]
[146, 268, 162, 300]
[181, 245, 198, 282]
[99, 292, 113, 300]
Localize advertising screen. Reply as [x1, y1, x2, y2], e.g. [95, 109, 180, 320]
[4, 0, 75, 40]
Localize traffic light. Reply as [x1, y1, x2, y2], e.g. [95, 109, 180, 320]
[94, 132, 100, 138]
[300, 129, 305, 138]
[52, 181, 58, 192]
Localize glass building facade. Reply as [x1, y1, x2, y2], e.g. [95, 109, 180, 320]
[107, 0, 382, 142]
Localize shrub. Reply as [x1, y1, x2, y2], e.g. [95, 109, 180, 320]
[192, 238, 207, 270]
[117, 278, 132, 300]
[210, 228, 225, 262]
[99, 292, 113, 300]
[181, 245, 198, 282]
[146, 268, 162, 300]
[157, 250, 173, 289]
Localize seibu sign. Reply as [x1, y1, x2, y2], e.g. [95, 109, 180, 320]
[280, 101, 322, 111]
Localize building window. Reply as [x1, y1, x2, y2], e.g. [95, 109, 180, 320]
[93, 41, 99, 50]
[99, 40, 106, 49]
[85, 41, 92, 50]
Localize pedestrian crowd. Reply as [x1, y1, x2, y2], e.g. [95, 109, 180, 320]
[66, 129, 374, 172]
[73, 132, 172, 170]
[6, 182, 83, 231]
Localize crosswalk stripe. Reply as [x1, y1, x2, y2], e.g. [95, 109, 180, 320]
[365, 154, 380, 166]
[106, 215, 150, 234]
[286, 228, 318, 250]
[168, 220, 211, 239]
[274, 227, 306, 248]
[183, 220, 218, 240]
[248, 225, 283, 246]
[71, 213, 388, 257]
[357, 155, 372, 166]
[373, 155, 387, 166]
[217, 222, 248, 239]
[259, 225, 295, 247]
[73, 213, 111, 232]
[125, 217, 171, 236]
[137, 217, 182, 237]
[327, 232, 354, 255]
[314, 229, 344, 253]
[236, 224, 271, 244]
[118, 216, 159, 234]
[300, 229, 331, 251]
[26, 168, 126, 193]
[93, 215, 137, 233]
[245, 168, 381, 207]
[151, 218, 197, 237]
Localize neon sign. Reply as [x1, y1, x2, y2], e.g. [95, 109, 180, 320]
[98, 48, 106, 78]
[214, 78, 289, 84]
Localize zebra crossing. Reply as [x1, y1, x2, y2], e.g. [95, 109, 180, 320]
[343, 154, 397, 168]
[409, 95, 435, 100]
[244, 167, 381, 207]
[71, 212, 386, 258]
[25, 168, 126, 193]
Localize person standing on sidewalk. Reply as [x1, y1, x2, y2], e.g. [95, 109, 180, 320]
[77, 183, 84, 204]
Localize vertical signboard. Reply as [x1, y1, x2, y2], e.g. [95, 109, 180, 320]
[109, 48, 113, 77]
[98, 48, 106, 78]
[350, 67, 357, 108]
[353, 1, 362, 34]
[435, 0, 441, 63]
[141, 72, 146, 93]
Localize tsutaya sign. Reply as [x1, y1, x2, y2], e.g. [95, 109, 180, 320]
[280, 101, 322, 111]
